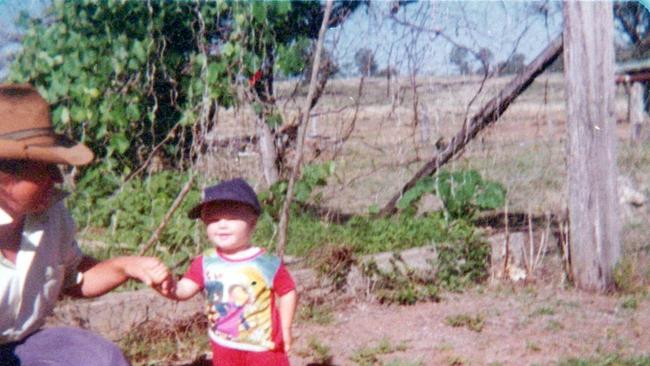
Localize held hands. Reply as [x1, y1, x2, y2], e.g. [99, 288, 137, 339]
[123, 256, 172, 293]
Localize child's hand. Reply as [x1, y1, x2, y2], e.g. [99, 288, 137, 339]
[154, 277, 176, 297]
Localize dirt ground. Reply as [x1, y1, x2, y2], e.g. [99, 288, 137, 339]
[288, 284, 650, 366]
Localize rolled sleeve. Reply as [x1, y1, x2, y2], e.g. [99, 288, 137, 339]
[59, 205, 84, 289]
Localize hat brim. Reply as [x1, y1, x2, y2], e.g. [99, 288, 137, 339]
[0, 136, 94, 166]
[187, 202, 204, 219]
[188, 199, 261, 220]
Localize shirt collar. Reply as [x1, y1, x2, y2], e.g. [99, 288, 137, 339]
[0, 207, 11, 225]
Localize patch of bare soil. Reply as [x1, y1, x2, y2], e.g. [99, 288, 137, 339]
[289, 285, 650, 366]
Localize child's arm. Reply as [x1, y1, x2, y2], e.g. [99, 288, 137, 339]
[159, 277, 201, 301]
[277, 289, 298, 353]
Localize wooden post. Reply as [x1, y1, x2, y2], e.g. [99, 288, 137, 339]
[629, 81, 646, 143]
[563, 1, 620, 292]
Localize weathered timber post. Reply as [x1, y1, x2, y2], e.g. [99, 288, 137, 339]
[629, 81, 646, 142]
[563, 1, 620, 292]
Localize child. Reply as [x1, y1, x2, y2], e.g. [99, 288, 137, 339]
[162, 178, 298, 366]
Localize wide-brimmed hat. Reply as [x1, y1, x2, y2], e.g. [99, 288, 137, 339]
[0, 83, 94, 166]
[188, 178, 261, 219]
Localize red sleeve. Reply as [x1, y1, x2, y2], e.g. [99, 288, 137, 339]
[183, 255, 204, 288]
[273, 262, 296, 296]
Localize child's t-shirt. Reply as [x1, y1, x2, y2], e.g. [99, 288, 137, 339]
[183, 247, 295, 352]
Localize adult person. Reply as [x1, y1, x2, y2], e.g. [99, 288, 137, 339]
[0, 83, 171, 365]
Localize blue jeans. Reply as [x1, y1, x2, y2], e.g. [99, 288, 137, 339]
[0, 327, 129, 366]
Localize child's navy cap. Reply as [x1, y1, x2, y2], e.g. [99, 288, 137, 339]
[188, 178, 261, 219]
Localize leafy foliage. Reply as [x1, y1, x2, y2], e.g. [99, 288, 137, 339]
[434, 218, 490, 290]
[10, 1, 360, 178]
[70, 171, 201, 264]
[312, 244, 357, 291]
[359, 215, 489, 303]
[398, 169, 506, 220]
[258, 161, 335, 219]
[361, 254, 440, 305]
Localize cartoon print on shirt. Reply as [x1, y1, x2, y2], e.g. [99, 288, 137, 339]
[205, 281, 228, 326]
[204, 265, 275, 348]
[237, 266, 274, 348]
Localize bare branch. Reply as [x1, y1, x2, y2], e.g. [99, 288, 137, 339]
[276, 0, 334, 258]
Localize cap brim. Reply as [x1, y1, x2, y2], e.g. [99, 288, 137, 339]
[0, 137, 94, 166]
[187, 203, 204, 219]
[187, 199, 261, 220]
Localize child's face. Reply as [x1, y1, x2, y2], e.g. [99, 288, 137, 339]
[201, 202, 257, 254]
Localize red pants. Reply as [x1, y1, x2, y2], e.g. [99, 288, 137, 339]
[211, 342, 289, 366]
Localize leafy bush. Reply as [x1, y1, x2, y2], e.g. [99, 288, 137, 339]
[68, 167, 489, 295]
[361, 254, 440, 305]
[254, 211, 472, 257]
[435, 218, 490, 290]
[398, 169, 506, 220]
[312, 244, 357, 291]
[258, 161, 334, 218]
[11, 1, 341, 177]
[69, 170, 202, 264]
[359, 216, 489, 303]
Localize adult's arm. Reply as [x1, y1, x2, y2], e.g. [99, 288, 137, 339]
[64, 255, 171, 298]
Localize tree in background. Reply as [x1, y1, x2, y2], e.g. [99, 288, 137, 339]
[449, 45, 470, 75]
[496, 53, 526, 75]
[614, 2, 650, 60]
[475, 47, 494, 75]
[10, 1, 364, 186]
[614, 2, 649, 114]
[354, 47, 378, 77]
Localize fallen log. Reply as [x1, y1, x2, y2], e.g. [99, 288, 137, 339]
[379, 35, 564, 217]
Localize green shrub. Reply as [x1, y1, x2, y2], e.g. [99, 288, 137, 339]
[69, 170, 202, 265]
[614, 256, 643, 294]
[398, 169, 506, 220]
[361, 254, 440, 305]
[435, 218, 490, 291]
[254, 210, 463, 257]
[68, 167, 489, 295]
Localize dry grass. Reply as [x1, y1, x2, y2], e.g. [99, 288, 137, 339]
[116, 72, 650, 364]
[207, 71, 650, 271]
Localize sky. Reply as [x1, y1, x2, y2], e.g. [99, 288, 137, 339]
[328, 1, 563, 76]
[0, 0, 48, 79]
[0, 1, 643, 80]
